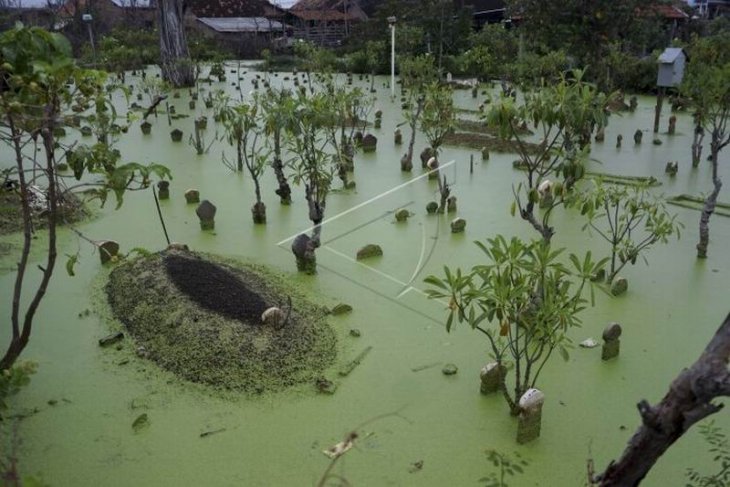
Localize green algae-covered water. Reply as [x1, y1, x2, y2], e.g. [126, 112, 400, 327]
[1, 64, 730, 486]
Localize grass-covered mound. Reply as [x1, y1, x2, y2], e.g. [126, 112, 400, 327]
[0, 187, 88, 236]
[106, 249, 337, 393]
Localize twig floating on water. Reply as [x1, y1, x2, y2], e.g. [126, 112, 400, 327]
[200, 428, 226, 438]
[338, 346, 373, 377]
[411, 362, 441, 373]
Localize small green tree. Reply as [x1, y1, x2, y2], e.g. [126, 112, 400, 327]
[0, 25, 170, 370]
[288, 91, 338, 274]
[399, 55, 437, 171]
[420, 82, 455, 165]
[480, 449, 529, 487]
[576, 180, 682, 283]
[425, 236, 606, 415]
[682, 33, 730, 259]
[217, 94, 269, 224]
[363, 40, 386, 93]
[485, 70, 611, 243]
[259, 88, 296, 205]
[321, 83, 373, 189]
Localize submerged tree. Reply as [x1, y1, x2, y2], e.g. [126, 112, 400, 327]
[156, 0, 194, 87]
[289, 91, 338, 274]
[217, 95, 269, 224]
[260, 88, 296, 205]
[0, 26, 169, 371]
[425, 236, 606, 415]
[420, 82, 455, 167]
[322, 83, 373, 189]
[485, 70, 611, 243]
[682, 34, 730, 259]
[399, 55, 437, 171]
[577, 180, 682, 283]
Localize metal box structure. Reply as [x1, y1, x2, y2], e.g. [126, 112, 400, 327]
[657, 48, 687, 87]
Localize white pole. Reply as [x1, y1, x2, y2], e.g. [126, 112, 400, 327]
[390, 22, 396, 98]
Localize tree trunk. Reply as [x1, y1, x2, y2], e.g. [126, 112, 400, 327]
[251, 179, 266, 224]
[1, 118, 59, 371]
[691, 123, 704, 168]
[272, 133, 291, 204]
[594, 312, 730, 486]
[437, 175, 450, 214]
[157, 0, 194, 88]
[696, 144, 722, 259]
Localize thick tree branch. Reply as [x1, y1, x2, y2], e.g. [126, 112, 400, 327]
[595, 312, 730, 486]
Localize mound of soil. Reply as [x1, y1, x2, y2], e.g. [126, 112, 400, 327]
[106, 250, 338, 393]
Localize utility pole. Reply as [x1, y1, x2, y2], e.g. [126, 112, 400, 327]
[82, 13, 96, 67]
[388, 16, 396, 99]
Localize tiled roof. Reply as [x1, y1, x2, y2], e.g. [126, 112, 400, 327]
[187, 0, 285, 18]
[198, 16, 288, 32]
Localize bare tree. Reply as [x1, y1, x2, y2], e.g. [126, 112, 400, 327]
[593, 312, 730, 486]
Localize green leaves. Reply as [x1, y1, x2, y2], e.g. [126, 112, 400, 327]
[575, 179, 681, 280]
[65, 254, 78, 277]
[420, 82, 455, 152]
[424, 235, 598, 409]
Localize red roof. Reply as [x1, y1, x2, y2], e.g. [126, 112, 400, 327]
[643, 4, 690, 19]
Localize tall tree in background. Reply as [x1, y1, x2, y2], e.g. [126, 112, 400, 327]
[157, 0, 194, 87]
[506, 0, 657, 89]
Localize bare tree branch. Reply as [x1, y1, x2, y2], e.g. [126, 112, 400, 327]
[594, 312, 730, 486]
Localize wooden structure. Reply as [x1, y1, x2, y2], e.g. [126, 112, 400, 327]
[653, 47, 688, 133]
[289, 0, 367, 46]
[185, 0, 289, 55]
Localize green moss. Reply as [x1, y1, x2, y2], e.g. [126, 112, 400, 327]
[105, 250, 338, 393]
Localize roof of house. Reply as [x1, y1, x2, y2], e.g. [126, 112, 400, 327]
[198, 16, 288, 32]
[658, 47, 687, 63]
[289, 0, 365, 21]
[639, 3, 691, 19]
[187, 0, 285, 19]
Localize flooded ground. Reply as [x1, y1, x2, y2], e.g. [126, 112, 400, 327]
[1, 63, 729, 486]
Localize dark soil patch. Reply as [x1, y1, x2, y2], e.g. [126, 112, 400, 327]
[443, 132, 540, 154]
[164, 254, 268, 324]
[455, 118, 533, 137]
[106, 250, 338, 393]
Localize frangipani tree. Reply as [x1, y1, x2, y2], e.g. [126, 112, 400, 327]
[576, 180, 682, 283]
[682, 33, 730, 259]
[420, 82, 455, 166]
[426, 236, 606, 415]
[288, 91, 338, 274]
[0, 25, 170, 370]
[259, 88, 296, 205]
[216, 94, 269, 224]
[485, 70, 611, 243]
[399, 55, 437, 171]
